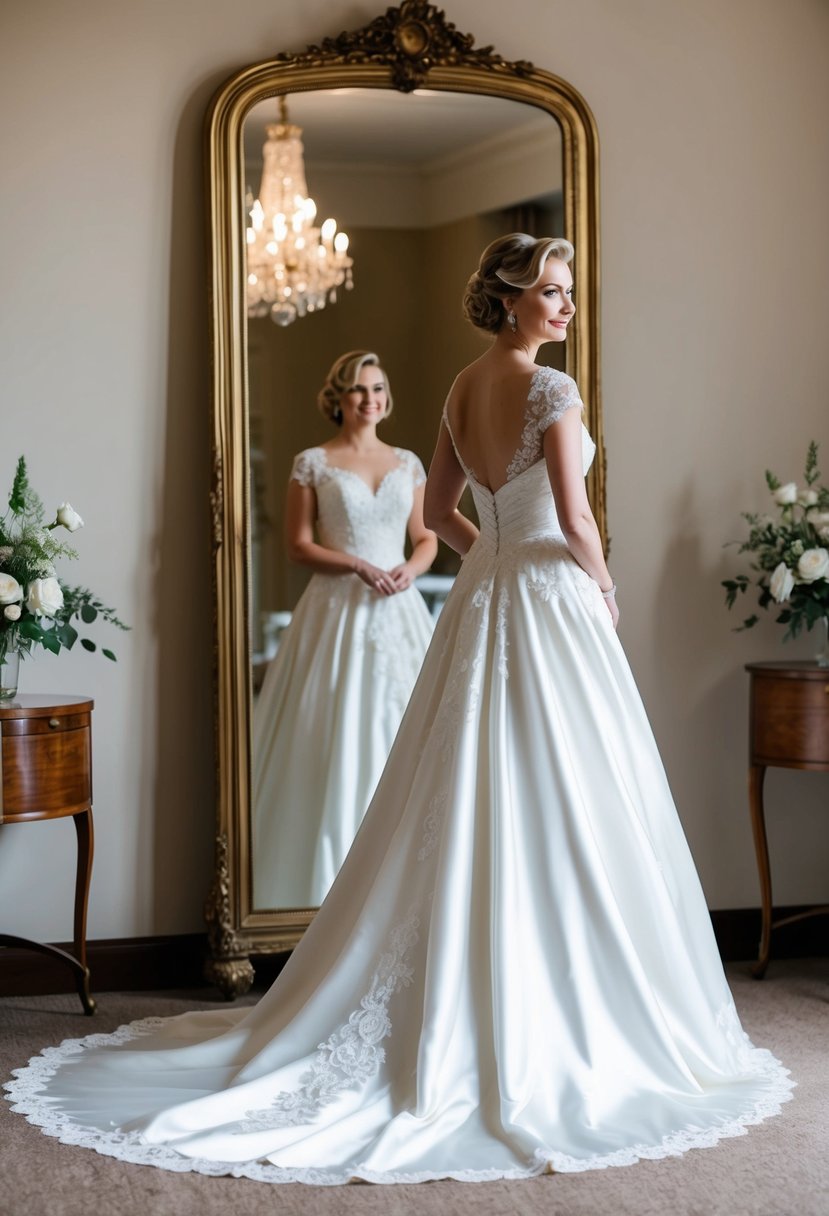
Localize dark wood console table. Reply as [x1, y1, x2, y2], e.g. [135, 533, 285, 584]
[0, 694, 96, 1014]
[745, 662, 829, 978]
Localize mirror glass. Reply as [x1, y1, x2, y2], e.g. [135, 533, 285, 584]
[244, 87, 563, 913]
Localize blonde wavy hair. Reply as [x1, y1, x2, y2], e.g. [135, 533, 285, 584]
[462, 234, 575, 334]
[317, 350, 394, 426]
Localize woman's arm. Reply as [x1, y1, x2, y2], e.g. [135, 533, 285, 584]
[542, 408, 618, 626]
[423, 422, 479, 556]
[284, 480, 397, 594]
[389, 483, 438, 591]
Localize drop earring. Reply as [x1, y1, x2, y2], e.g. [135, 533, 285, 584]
[507, 311, 517, 333]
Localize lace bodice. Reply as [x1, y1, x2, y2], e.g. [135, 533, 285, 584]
[291, 446, 426, 568]
[444, 365, 595, 554]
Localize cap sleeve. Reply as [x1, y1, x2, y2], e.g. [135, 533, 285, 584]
[398, 448, 427, 488]
[530, 367, 584, 433]
[290, 447, 325, 488]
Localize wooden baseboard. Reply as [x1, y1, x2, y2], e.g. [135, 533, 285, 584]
[0, 934, 208, 998]
[710, 905, 829, 965]
[0, 908, 826, 998]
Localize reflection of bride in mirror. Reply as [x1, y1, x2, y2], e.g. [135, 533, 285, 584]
[252, 351, 437, 908]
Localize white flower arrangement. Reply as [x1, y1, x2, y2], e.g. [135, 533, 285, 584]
[723, 442, 829, 645]
[0, 456, 128, 668]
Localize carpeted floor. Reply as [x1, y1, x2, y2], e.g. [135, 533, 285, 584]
[0, 959, 826, 1216]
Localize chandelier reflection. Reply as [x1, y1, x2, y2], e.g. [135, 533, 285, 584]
[246, 97, 354, 326]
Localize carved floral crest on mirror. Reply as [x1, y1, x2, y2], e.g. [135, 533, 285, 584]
[205, 0, 604, 998]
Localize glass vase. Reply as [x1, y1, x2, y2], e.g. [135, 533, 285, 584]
[0, 637, 21, 699]
[815, 615, 829, 668]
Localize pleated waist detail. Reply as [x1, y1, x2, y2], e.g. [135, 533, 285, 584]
[470, 466, 567, 556]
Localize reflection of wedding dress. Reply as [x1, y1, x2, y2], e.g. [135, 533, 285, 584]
[252, 446, 434, 907]
[6, 367, 793, 1183]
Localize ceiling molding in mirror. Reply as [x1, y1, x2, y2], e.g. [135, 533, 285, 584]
[205, 0, 603, 997]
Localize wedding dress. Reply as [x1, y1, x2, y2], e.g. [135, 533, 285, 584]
[252, 445, 434, 907]
[5, 367, 793, 1184]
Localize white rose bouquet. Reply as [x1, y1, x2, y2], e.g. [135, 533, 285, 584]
[723, 441, 829, 653]
[0, 456, 128, 670]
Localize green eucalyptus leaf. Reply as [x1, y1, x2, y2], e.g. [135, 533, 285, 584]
[80, 604, 97, 624]
[102, 648, 117, 661]
[80, 637, 96, 652]
[17, 616, 42, 641]
[57, 622, 78, 649]
[805, 598, 824, 625]
[40, 629, 61, 655]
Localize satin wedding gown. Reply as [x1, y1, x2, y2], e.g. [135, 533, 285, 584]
[252, 445, 434, 907]
[5, 367, 793, 1184]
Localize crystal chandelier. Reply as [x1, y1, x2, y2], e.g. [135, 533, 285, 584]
[246, 97, 354, 326]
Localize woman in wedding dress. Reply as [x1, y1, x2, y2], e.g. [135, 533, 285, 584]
[5, 236, 793, 1184]
[252, 350, 436, 908]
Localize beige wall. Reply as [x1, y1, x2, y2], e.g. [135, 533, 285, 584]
[1, 0, 827, 942]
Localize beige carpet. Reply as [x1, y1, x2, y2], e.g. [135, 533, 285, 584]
[0, 960, 826, 1216]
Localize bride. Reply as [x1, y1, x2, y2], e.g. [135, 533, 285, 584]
[252, 350, 436, 908]
[5, 234, 793, 1185]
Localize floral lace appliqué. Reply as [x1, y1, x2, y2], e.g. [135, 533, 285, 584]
[715, 1001, 766, 1070]
[496, 585, 510, 679]
[505, 368, 583, 483]
[231, 908, 420, 1134]
[525, 569, 564, 603]
[365, 598, 425, 714]
[417, 790, 448, 861]
[290, 447, 327, 488]
[396, 449, 427, 488]
[430, 579, 491, 760]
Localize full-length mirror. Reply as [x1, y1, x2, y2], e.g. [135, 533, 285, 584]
[245, 88, 565, 912]
[206, 2, 603, 996]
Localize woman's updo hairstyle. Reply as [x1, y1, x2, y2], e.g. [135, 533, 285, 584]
[462, 233, 575, 334]
[317, 350, 394, 426]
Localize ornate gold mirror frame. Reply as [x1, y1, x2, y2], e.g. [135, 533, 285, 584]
[205, 0, 603, 997]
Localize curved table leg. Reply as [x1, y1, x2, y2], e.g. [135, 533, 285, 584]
[748, 763, 772, 979]
[73, 808, 97, 1015]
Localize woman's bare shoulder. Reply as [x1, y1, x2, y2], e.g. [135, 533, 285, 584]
[446, 361, 481, 401]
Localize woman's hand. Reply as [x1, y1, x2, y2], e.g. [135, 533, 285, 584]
[355, 559, 397, 596]
[603, 590, 619, 629]
[388, 562, 415, 592]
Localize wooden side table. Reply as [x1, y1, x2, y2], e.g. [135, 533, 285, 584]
[0, 694, 96, 1014]
[745, 662, 829, 978]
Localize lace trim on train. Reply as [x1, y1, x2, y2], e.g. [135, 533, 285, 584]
[4, 993, 794, 1186]
[231, 907, 420, 1133]
[505, 367, 583, 483]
